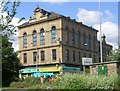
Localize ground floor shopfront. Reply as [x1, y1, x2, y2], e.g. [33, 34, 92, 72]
[19, 64, 81, 78]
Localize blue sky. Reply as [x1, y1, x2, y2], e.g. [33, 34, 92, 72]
[7, 2, 118, 51]
[16, 2, 118, 23]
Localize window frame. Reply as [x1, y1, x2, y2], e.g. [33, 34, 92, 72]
[73, 51, 75, 61]
[78, 31, 81, 47]
[52, 49, 56, 60]
[51, 26, 57, 43]
[66, 50, 69, 61]
[72, 30, 75, 47]
[33, 52, 37, 62]
[23, 33, 27, 48]
[23, 53, 27, 63]
[33, 30, 37, 46]
[40, 29, 45, 45]
[88, 34, 91, 49]
[41, 51, 45, 61]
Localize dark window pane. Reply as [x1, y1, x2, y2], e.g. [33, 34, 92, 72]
[66, 50, 69, 61]
[72, 30, 75, 47]
[52, 49, 56, 60]
[41, 51, 45, 61]
[23, 53, 27, 63]
[73, 51, 75, 61]
[33, 52, 37, 62]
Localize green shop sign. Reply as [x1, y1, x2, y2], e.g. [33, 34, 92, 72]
[98, 65, 108, 76]
[63, 66, 80, 72]
[19, 68, 39, 74]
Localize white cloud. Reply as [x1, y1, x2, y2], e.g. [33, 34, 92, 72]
[9, 17, 27, 52]
[104, 10, 114, 19]
[93, 22, 118, 49]
[77, 8, 118, 49]
[77, 8, 102, 26]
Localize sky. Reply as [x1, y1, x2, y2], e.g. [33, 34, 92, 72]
[6, 1, 119, 51]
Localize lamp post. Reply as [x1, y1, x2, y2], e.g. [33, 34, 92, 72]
[83, 43, 87, 73]
[99, 0, 103, 63]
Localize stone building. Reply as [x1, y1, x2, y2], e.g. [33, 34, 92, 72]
[18, 6, 112, 70]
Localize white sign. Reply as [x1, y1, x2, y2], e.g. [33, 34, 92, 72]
[82, 57, 92, 65]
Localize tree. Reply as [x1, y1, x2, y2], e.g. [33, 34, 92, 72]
[2, 36, 20, 86]
[0, 0, 24, 37]
[107, 48, 120, 61]
[0, 0, 24, 86]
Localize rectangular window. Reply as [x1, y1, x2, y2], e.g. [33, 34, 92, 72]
[99, 57, 101, 63]
[89, 54, 91, 58]
[72, 31, 75, 47]
[52, 49, 56, 60]
[93, 55, 96, 63]
[78, 32, 81, 47]
[66, 50, 69, 61]
[23, 53, 27, 63]
[33, 52, 37, 62]
[88, 34, 91, 49]
[93, 36, 95, 50]
[41, 51, 45, 61]
[78, 52, 81, 63]
[66, 32, 69, 44]
[73, 51, 75, 61]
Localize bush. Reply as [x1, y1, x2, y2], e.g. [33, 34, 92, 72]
[21, 77, 41, 85]
[10, 73, 120, 89]
[49, 73, 119, 89]
[10, 81, 30, 88]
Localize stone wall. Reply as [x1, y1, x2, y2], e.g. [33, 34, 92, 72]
[89, 61, 120, 76]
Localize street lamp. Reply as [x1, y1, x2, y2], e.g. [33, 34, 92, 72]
[84, 43, 87, 46]
[83, 43, 87, 73]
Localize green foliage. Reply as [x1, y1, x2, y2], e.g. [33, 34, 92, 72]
[0, 0, 25, 37]
[8, 73, 120, 90]
[1, 0, 24, 87]
[107, 48, 120, 61]
[2, 36, 21, 86]
[21, 77, 41, 85]
[10, 82, 30, 88]
[49, 73, 119, 90]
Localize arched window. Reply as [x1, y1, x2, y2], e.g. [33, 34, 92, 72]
[93, 36, 95, 50]
[33, 30, 37, 45]
[52, 26, 56, 43]
[23, 32, 27, 48]
[88, 34, 91, 49]
[66, 26, 69, 44]
[72, 30, 75, 47]
[40, 29, 45, 45]
[78, 31, 81, 47]
[83, 33, 86, 48]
